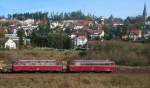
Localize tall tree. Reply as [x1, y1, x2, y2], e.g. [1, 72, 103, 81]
[17, 29, 25, 49]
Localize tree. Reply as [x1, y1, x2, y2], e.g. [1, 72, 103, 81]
[64, 28, 71, 35]
[9, 12, 49, 20]
[31, 22, 50, 47]
[48, 33, 73, 49]
[62, 34, 73, 49]
[31, 29, 73, 49]
[17, 29, 25, 49]
[147, 16, 150, 21]
[0, 29, 5, 38]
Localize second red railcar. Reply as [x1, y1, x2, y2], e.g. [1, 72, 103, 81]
[68, 60, 116, 72]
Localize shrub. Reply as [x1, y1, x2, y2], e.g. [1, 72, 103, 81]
[87, 40, 150, 66]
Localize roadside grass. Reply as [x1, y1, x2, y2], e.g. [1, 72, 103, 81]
[0, 74, 150, 88]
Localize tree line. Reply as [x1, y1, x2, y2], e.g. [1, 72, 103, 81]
[8, 12, 48, 20]
[7, 11, 96, 21]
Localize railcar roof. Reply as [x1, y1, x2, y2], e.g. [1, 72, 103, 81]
[73, 62, 114, 64]
[16, 60, 57, 62]
[71, 60, 114, 62]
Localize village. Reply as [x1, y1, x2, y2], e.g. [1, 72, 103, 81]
[0, 1, 150, 88]
[0, 4, 150, 50]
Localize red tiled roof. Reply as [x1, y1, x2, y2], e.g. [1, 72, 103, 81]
[128, 29, 142, 35]
[76, 20, 91, 26]
[78, 35, 87, 41]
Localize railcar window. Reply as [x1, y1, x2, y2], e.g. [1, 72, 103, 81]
[79, 63, 113, 66]
[14, 61, 57, 66]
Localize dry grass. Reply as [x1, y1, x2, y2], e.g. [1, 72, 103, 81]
[87, 40, 150, 66]
[0, 74, 150, 88]
[0, 40, 150, 66]
[0, 49, 80, 63]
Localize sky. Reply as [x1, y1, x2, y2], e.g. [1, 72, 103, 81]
[0, 0, 149, 19]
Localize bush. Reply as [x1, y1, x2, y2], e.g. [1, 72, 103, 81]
[87, 40, 150, 66]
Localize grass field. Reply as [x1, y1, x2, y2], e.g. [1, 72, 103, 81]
[0, 40, 150, 66]
[0, 41, 150, 88]
[87, 40, 150, 66]
[0, 74, 150, 88]
[0, 49, 80, 64]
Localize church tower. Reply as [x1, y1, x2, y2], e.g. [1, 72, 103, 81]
[143, 3, 147, 24]
[98, 16, 105, 39]
[98, 16, 105, 31]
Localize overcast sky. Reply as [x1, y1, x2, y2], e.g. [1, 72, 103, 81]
[0, 0, 149, 18]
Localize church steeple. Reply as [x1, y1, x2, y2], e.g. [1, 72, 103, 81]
[143, 3, 147, 24]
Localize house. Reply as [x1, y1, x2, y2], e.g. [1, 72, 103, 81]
[122, 29, 142, 41]
[63, 20, 92, 30]
[63, 20, 76, 27]
[74, 35, 88, 49]
[148, 21, 150, 25]
[19, 19, 35, 26]
[74, 25, 84, 30]
[0, 18, 7, 22]
[4, 33, 30, 47]
[50, 21, 64, 29]
[88, 17, 105, 40]
[5, 34, 19, 41]
[70, 34, 77, 39]
[88, 29, 105, 40]
[4, 39, 16, 49]
[112, 21, 124, 27]
[74, 20, 92, 30]
[144, 25, 150, 39]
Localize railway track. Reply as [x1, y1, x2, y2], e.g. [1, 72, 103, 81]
[0, 66, 150, 78]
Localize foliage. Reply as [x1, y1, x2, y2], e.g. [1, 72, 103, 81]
[7, 11, 95, 21]
[0, 31, 5, 38]
[87, 41, 150, 66]
[17, 28, 25, 49]
[0, 41, 150, 66]
[50, 10, 94, 20]
[8, 12, 48, 20]
[48, 33, 73, 49]
[31, 24, 73, 49]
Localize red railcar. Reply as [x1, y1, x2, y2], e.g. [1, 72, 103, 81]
[12, 60, 66, 72]
[68, 60, 116, 72]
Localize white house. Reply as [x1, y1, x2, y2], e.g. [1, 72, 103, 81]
[19, 19, 35, 26]
[50, 21, 64, 29]
[148, 21, 150, 25]
[89, 29, 105, 40]
[4, 39, 16, 49]
[0, 18, 7, 22]
[70, 34, 77, 39]
[5, 34, 19, 41]
[74, 26, 84, 30]
[74, 35, 88, 48]
[99, 30, 105, 38]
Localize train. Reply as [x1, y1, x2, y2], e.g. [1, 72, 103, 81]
[0, 60, 117, 73]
